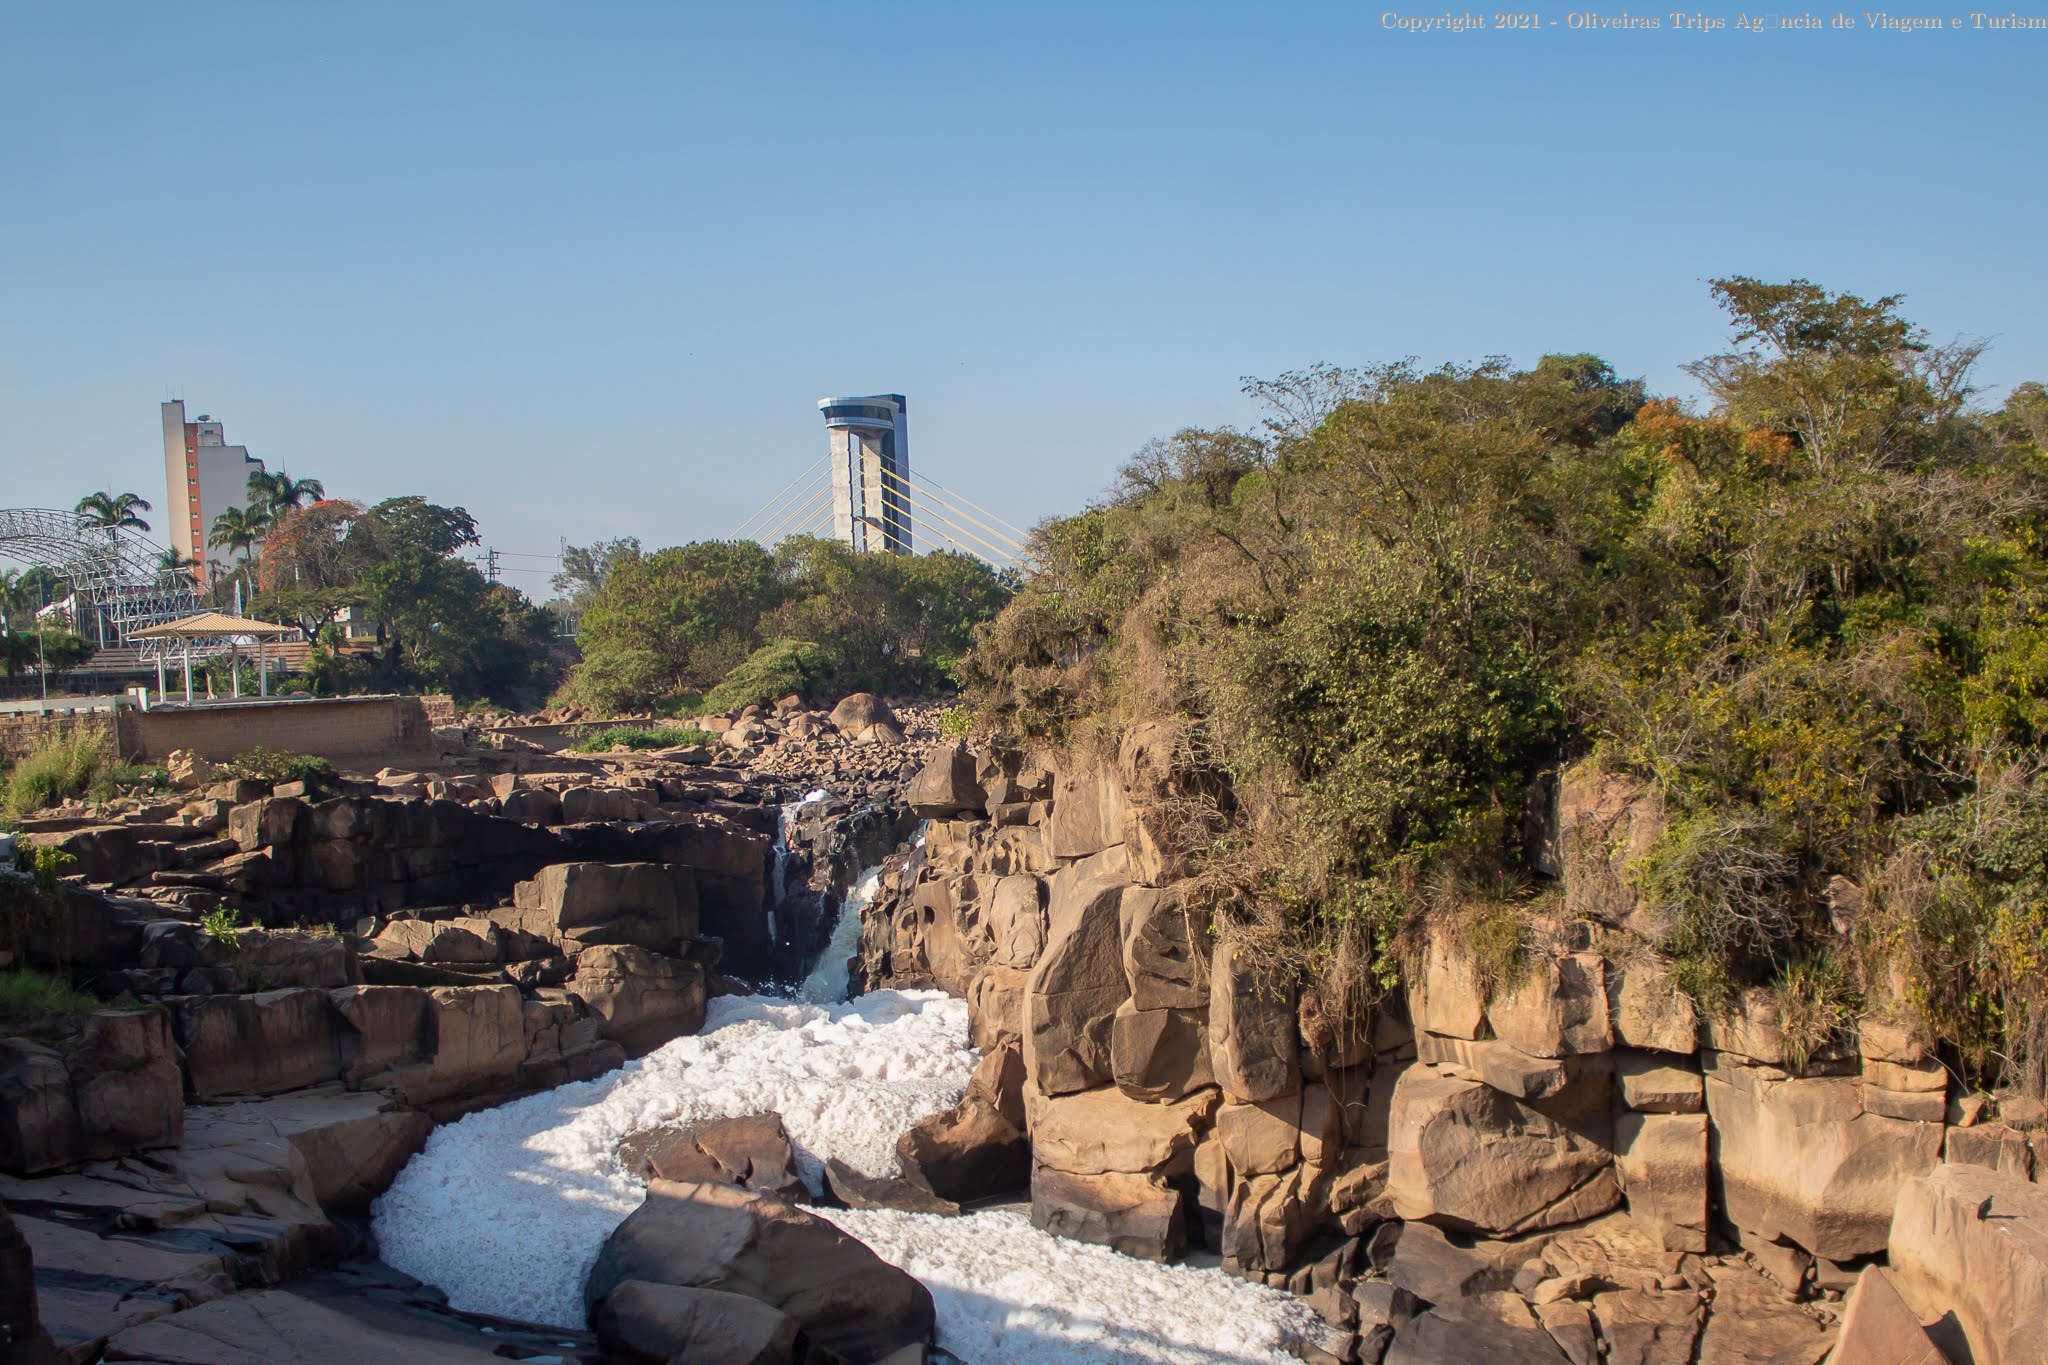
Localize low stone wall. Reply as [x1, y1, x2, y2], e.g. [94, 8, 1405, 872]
[123, 695, 437, 764]
[0, 703, 121, 764]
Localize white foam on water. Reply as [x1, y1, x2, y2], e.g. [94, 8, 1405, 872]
[818, 1206, 1320, 1365]
[372, 988, 973, 1328]
[373, 893, 1315, 1361]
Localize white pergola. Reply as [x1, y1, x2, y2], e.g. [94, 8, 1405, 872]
[128, 611, 294, 704]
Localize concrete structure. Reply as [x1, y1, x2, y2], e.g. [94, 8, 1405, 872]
[818, 394, 911, 554]
[161, 401, 267, 581]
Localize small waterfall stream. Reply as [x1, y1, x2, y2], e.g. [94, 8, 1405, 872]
[370, 799, 1316, 1362]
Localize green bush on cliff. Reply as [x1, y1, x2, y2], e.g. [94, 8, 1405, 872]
[963, 278, 2048, 1095]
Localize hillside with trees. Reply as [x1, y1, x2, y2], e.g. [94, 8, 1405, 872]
[962, 278, 2048, 1098]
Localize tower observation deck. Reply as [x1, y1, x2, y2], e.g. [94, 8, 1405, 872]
[818, 394, 911, 554]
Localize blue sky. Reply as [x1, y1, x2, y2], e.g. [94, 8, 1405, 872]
[2, 2, 2041, 594]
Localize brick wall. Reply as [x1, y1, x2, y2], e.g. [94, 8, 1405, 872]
[0, 709, 120, 765]
[419, 694, 461, 728]
[123, 696, 437, 765]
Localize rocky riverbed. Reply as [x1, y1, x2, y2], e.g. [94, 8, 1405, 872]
[3, 698, 2045, 1364]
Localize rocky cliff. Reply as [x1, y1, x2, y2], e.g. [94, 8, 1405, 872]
[854, 732, 2048, 1365]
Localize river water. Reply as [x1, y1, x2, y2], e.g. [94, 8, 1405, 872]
[371, 810, 1316, 1363]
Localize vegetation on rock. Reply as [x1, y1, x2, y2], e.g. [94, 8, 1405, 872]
[964, 278, 2048, 1095]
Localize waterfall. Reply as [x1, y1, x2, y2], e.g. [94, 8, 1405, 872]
[796, 863, 880, 1003]
[769, 788, 831, 943]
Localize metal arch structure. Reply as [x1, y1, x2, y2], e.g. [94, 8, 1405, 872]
[0, 507, 203, 648]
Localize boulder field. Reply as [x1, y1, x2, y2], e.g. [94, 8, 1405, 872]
[0, 698, 935, 1365]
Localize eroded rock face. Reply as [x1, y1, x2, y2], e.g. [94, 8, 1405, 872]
[569, 945, 708, 1057]
[1022, 873, 1130, 1095]
[1612, 1112, 1708, 1254]
[906, 745, 987, 819]
[1209, 947, 1299, 1103]
[1030, 1084, 1218, 1177]
[586, 1178, 935, 1363]
[1832, 1266, 1948, 1365]
[1704, 1056, 1943, 1260]
[1031, 1164, 1187, 1261]
[1888, 1163, 2048, 1365]
[1386, 1066, 1619, 1234]
[0, 1008, 183, 1175]
[1486, 953, 1612, 1058]
[175, 989, 344, 1099]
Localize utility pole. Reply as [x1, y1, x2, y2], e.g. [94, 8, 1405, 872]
[485, 547, 501, 584]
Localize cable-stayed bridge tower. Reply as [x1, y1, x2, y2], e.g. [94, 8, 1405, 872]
[729, 393, 1027, 571]
[819, 394, 912, 554]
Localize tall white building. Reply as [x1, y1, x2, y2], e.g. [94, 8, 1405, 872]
[161, 400, 266, 581]
[817, 394, 911, 554]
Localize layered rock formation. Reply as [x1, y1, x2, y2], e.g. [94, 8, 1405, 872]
[851, 737, 2048, 1365]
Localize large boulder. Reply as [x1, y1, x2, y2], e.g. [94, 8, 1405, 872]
[896, 1092, 1029, 1203]
[1408, 934, 1487, 1041]
[1110, 1000, 1214, 1101]
[174, 989, 344, 1099]
[905, 745, 987, 819]
[510, 862, 699, 956]
[619, 1113, 805, 1201]
[1029, 1084, 1218, 1177]
[1556, 764, 1666, 940]
[1607, 954, 1699, 1054]
[1046, 762, 1127, 860]
[1888, 1163, 2048, 1365]
[1486, 951, 1612, 1058]
[1022, 873, 1130, 1095]
[594, 1280, 798, 1365]
[1030, 1165, 1186, 1261]
[1832, 1266, 1948, 1365]
[828, 693, 896, 735]
[1120, 886, 1206, 1010]
[1209, 946, 1299, 1103]
[586, 1179, 934, 1363]
[1704, 1055, 1943, 1260]
[0, 1007, 183, 1175]
[1386, 1066, 1619, 1234]
[569, 945, 708, 1056]
[0, 1201, 59, 1363]
[1385, 1291, 1572, 1364]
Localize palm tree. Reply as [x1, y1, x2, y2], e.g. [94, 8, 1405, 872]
[155, 547, 200, 588]
[75, 490, 152, 534]
[208, 506, 268, 592]
[0, 568, 34, 622]
[248, 470, 324, 518]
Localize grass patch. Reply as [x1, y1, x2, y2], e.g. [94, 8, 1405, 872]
[570, 725, 717, 753]
[3, 734, 108, 815]
[0, 967, 97, 1035]
[211, 747, 337, 787]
